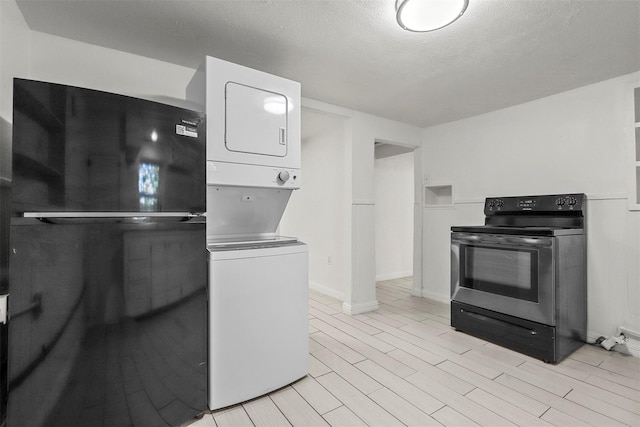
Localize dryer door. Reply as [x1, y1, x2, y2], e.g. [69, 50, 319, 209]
[225, 82, 288, 157]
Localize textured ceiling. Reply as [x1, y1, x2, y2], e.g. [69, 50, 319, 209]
[15, 0, 640, 128]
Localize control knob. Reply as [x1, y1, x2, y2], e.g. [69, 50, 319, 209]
[277, 170, 290, 183]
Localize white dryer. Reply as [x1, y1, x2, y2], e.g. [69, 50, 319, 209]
[187, 56, 301, 189]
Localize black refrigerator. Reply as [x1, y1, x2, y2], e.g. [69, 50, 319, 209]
[1, 79, 208, 427]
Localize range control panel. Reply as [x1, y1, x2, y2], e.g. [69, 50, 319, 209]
[487, 198, 504, 209]
[553, 195, 580, 208]
[517, 198, 537, 210]
[485, 193, 585, 214]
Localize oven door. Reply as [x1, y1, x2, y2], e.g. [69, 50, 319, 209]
[451, 232, 555, 326]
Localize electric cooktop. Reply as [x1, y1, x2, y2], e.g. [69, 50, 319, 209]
[450, 225, 584, 236]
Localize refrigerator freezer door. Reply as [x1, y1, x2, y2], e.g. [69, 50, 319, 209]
[12, 79, 206, 214]
[208, 243, 308, 410]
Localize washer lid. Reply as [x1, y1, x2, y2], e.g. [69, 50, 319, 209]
[207, 235, 298, 251]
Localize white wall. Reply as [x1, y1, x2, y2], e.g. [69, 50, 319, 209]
[0, 0, 31, 179]
[300, 98, 423, 314]
[420, 72, 640, 342]
[1, 1, 198, 122]
[375, 151, 414, 281]
[0, 1, 200, 187]
[347, 111, 422, 313]
[28, 32, 197, 108]
[0, 0, 30, 118]
[280, 109, 349, 300]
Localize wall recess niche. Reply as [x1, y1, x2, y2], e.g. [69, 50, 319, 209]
[424, 185, 452, 206]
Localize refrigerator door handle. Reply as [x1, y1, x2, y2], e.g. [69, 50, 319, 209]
[21, 212, 205, 224]
[22, 212, 201, 218]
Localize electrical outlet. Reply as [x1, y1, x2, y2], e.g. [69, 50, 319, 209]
[327, 256, 332, 265]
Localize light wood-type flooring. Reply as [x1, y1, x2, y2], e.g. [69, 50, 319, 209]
[191, 277, 640, 426]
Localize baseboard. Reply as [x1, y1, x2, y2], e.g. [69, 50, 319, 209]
[375, 271, 413, 281]
[417, 289, 450, 304]
[410, 288, 422, 297]
[615, 336, 640, 358]
[342, 300, 379, 315]
[622, 336, 640, 358]
[309, 281, 345, 302]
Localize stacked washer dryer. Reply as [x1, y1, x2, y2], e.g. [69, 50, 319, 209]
[187, 56, 308, 410]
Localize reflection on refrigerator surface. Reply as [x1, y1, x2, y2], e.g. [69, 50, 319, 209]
[139, 162, 160, 212]
[8, 221, 207, 427]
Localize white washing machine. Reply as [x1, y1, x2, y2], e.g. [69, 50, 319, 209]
[207, 239, 308, 410]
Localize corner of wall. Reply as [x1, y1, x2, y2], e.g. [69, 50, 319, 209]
[342, 299, 379, 315]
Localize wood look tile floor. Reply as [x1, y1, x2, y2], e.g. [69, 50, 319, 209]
[190, 277, 640, 427]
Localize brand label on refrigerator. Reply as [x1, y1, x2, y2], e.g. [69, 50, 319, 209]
[176, 124, 198, 138]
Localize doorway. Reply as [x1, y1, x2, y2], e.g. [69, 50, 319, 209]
[374, 141, 415, 289]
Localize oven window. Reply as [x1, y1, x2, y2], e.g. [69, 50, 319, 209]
[461, 245, 538, 302]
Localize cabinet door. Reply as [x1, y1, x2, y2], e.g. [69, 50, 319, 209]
[225, 82, 287, 157]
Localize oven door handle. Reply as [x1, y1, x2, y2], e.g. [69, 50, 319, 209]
[503, 236, 553, 247]
[452, 233, 506, 244]
[452, 233, 552, 247]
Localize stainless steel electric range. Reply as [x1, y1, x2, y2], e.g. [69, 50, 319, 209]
[450, 193, 587, 363]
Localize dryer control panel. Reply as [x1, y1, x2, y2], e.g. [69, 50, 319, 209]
[206, 161, 301, 189]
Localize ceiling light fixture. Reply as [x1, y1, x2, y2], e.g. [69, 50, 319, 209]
[396, 0, 469, 32]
